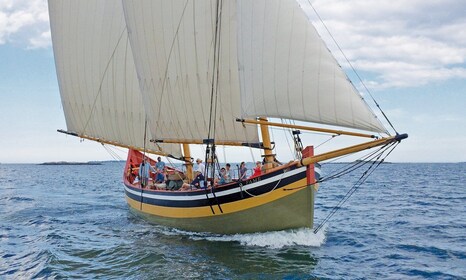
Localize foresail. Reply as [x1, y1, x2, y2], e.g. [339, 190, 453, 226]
[236, 0, 388, 134]
[122, 0, 259, 144]
[49, 0, 181, 157]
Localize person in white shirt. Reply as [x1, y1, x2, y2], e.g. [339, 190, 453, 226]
[195, 158, 205, 177]
[224, 163, 233, 183]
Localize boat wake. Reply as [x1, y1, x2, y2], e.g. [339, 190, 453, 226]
[160, 226, 327, 249]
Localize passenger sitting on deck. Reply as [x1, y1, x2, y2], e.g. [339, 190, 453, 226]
[180, 171, 205, 191]
[224, 163, 233, 183]
[152, 168, 166, 190]
[250, 161, 262, 178]
[214, 167, 227, 185]
[155, 168, 166, 183]
[127, 160, 137, 183]
[239, 161, 247, 181]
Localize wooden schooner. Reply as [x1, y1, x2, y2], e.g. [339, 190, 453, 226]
[49, 0, 407, 234]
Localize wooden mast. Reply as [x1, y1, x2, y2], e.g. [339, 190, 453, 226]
[258, 118, 275, 171]
[182, 144, 193, 181]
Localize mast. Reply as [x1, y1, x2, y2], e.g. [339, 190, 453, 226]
[258, 118, 275, 171]
[182, 144, 193, 181]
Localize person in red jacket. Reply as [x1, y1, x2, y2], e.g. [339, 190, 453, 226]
[251, 161, 262, 178]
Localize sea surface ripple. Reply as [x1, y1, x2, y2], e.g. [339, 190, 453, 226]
[0, 162, 465, 279]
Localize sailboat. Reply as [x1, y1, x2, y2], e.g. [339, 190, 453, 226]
[49, 0, 407, 234]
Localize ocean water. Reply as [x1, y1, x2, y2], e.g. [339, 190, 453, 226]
[0, 162, 465, 279]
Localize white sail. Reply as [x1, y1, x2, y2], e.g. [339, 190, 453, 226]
[49, 0, 181, 157]
[122, 0, 260, 144]
[237, 0, 388, 134]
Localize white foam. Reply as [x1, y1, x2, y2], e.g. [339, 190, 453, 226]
[162, 226, 328, 249]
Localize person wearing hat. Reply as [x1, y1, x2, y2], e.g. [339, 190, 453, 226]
[178, 158, 207, 191]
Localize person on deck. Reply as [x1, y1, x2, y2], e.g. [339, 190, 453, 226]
[154, 157, 165, 182]
[155, 157, 165, 172]
[180, 171, 205, 191]
[195, 158, 205, 177]
[215, 167, 227, 185]
[127, 160, 137, 183]
[224, 163, 233, 183]
[239, 162, 247, 181]
[251, 161, 262, 178]
[139, 159, 155, 188]
[155, 169, 166, 184]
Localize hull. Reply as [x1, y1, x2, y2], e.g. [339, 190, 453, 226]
[124, 150, 319, 234]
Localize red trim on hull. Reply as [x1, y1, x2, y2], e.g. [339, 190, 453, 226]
[302, 146, 316, 185]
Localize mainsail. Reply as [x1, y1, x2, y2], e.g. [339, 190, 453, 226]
[122, 1, 260, 144]
[49, 0, 181, 157]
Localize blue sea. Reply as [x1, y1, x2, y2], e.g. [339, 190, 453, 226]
[0, 162, 465, 279]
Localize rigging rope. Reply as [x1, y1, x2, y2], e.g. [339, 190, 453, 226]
[243, 171, 286, 198]
[315, 134, 338, 149]
[280, 119, 296, 160]
[207, 0, 222, 142]
[101, 144, 125, 162]
[201, 0, 224, 212]
[313, 142, 399, 233]
[305, 1, 398, 135]
[318, 143, 392, 183]
[142, 118, 147, 159]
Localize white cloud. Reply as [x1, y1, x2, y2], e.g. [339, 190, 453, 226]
[300, 0, 466, 89]
[0, 0, 50, 48]
[2, 0, 466, 89]
[28, 30, 50, 49]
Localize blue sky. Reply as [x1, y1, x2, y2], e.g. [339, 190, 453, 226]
[0, 0, 465, 163]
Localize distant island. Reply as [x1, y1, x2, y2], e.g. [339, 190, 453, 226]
[39, 161, 102, 166]
[323, 160, 392, 164]
[355, 159, 392, 164]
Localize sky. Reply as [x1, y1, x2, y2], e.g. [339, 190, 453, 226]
[0, 0, 465, 164]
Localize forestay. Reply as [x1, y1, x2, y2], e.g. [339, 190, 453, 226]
[49, 0, 181, 157]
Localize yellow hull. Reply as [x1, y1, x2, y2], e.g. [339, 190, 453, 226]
[126, 184, 315, 234]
